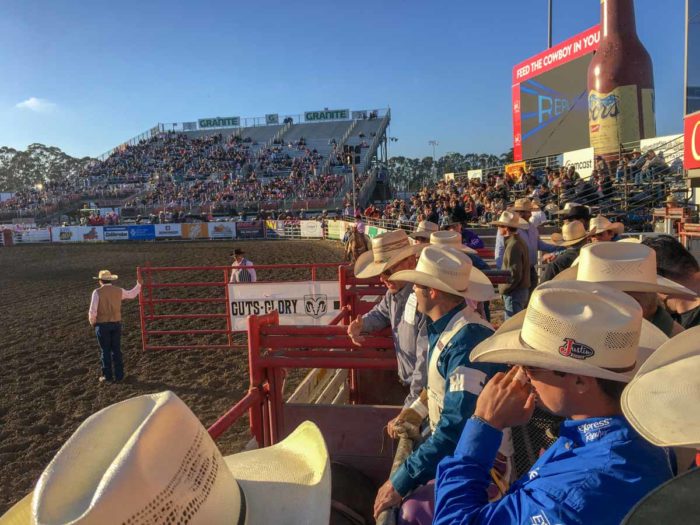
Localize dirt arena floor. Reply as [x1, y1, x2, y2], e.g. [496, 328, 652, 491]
[0, 239, 346, 513]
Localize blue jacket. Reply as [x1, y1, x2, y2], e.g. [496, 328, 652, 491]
[434, 416, 673, 525]
[390, 304, 501, 496]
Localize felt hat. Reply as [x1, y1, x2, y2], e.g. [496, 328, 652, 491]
[622, 326, 700, 448]
[588, 215, 625, 236]
[554, 242, 696, 297]
[354, 229, 422, 279]
[0, 391, 330, 525]
[470, 280, 668, 382]
[231, 248, 245, 256]
[511, 198, 533, 212]
[621, 469, 700, 525]
[93, 270, 118, 281]
[389, 246, 497, 302]
[409, 220, 440, 240]
[491, 211, 529, 229]
[549, 220, 588, 247]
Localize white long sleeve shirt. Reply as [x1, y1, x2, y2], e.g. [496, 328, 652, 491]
[229, 258, 257, 283]
[88, 283, 142, 325]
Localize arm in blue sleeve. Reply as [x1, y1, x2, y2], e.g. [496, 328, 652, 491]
[361, 291, 391, 333]
[494, 231, 505, 269]
[537, 238, 560, 254]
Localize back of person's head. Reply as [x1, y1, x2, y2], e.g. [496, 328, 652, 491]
[642, 235, 699, 282]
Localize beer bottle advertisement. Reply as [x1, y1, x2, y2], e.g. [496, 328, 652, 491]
[588, 0, 656, 155]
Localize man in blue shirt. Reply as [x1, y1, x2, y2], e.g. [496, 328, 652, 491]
[434, 280, 672, 525]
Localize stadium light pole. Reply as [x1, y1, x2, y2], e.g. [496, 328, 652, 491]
[429, 140, 439, 160]
[548, 0, 553, 48]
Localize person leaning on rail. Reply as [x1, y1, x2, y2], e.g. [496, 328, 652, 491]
[433, 280, 673, 525]
[539, 220, 589, 283]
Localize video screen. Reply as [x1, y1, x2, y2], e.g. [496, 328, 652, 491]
[520, 54, 592, 158]
[687, 0, 700, 115]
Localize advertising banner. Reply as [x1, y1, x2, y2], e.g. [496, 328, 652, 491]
[300, 220, 323, 238]
[265, 114, 279, 125]
[505, 162, 527, 180]
[304, 109, 349, 122]
[181, 223, 209, 240]
[51, 226, 104, 242]
[562, 147, 595, 179]
[15, 229, 51, 243]
[640, 134, 684, 164]
[326, 220, 344, 240]
[264, 220, 283, 238]
[198, 117, 240, 129]
[467, 169, 483, 181]
[127, 225, 155, 241]
[228, 281, 341, 331]
[104, 226, 129, 241]
[685, 112, 700, 171]
[235, 221, 264, 239]
[209, 222, 236, 239]
[154, 223, 182, 239]
[443, 172, 455, 182]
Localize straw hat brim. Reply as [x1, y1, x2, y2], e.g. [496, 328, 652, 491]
[549, 233, 588, 247]
[92, 275, 118, 281]
[554, 265, 697, 297]
[390, 266, 497, 302]
[590, 223, 625, 236]
[491, 219, 529, 229]
[354, 244, 423, 279]
[409, 231, 433, 240]
[0, 422, 331, 525]
[470, 310, 668, 383]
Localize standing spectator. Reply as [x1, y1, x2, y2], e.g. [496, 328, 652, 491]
[88, 270, 142, 383]
[492, 211, 530, 319]
[229, 248, 257, 283]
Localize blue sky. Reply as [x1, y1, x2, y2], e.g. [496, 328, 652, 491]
[0, 0, 687, 159]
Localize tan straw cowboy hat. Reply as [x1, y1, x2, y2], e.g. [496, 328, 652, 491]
[93, 269, 118, 281]
[491, 211, 529, 229]
[409, 220, 440, 240]
[554, 242, 696, 296]
[588, 215, 624, 236]
[354, 229, 423, 279]
[389, 246, 497, 302]
[549, 220, 588, 247]
[622, 326, 700, 448]
[429, 231, 476, 254]
[0, 391, 330, 525]
[470, 280, 668, 382]
[511, 198, 533, 212]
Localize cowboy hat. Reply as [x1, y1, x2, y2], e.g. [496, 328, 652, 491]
[588, 215, 625, 236]
[554, 202, 582, 214]
[354, 229, 422, 279]
[621, 468, 700, 525]
[409, 220, 439, 240]
[470, 280, 668, 382]
[0, 392, 330, 525]
[93, 270, 118, 281]
[389, 246, 497, 302]
[511, 198, 533, 212]
[549, 220, 588, 247]
[553, 242, 696, 297]
[491, 211, 529, 229]
[429, 231, 476, 254]
[556, 202, 591, 222]
[622, 326, 700, 448]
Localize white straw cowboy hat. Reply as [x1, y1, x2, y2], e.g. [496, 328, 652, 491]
[491, 211, 529, 229]
[429, 231, 476, 254]
[354, 229, 422, 279]
[554, 201, 583, 215]
[554, 242, 696, 297]
[549, 220, 588, 247]
[389, 246, 497, 302]
[511, 198, 533, 212]
[0, 392, 330, 525]
[93, 270, 118, 281]
[470, 280, 668, 382]
[409, 220, 440, 240]
[588, 215, 624, 236]
[622, 326, 700, 448]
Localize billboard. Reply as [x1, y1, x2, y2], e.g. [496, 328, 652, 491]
[154, 223, 182, 239]
[688, 0, 700, 115]
[513, 26, 600, 161]
[51, 226, 104, 242]
[685, 111, 700, 170]
[103, 226, 129, 241]
[127, 225, 155, 241]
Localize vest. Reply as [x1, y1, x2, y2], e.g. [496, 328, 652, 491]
[96, 285, 123, 323]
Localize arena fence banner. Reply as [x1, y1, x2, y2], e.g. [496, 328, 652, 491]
[127, 225, 155, 241]
[366, 226, 388, 239]
[228, 281, 341, 331]
[181, 223, 210, 240]
[562, 147, 594, 179]
[264, 220, 284, 238]
[235, 221, 265, 239]
[209, 222, 236, 239]
[14, 229, 51, 243]
[300, 220, 323, 238]
[467, 169, 483, 181]
[154, 223, 182, 239]
[640, 134, 683, 163]
[326, 220, 344, 240]
[104, 226, 130, 241]
[51, 226, 105, 242]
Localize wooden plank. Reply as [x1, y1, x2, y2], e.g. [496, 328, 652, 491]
[316, 369, 348, 404]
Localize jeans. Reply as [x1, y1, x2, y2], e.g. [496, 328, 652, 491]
[503, 288, 529, 320]
[95, 322, 123, 381]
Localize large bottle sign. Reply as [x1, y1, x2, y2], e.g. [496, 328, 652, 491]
[588, 86, 655, 153]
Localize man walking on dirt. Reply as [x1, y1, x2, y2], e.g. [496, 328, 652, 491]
[88, 270, 142, 383]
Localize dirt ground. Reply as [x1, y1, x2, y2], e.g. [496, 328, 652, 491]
[0, 239, 346, 513]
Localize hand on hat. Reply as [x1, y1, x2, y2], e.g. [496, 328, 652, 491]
[474, 366, 536, 430]
[347, 316, 365, 346]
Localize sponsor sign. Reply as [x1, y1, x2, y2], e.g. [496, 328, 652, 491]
[300, 220, 323, 238]
[154, 223, 182, 239]
[235, 221, 264, 239]
[265, 113, 279, 125]
[326, 220, 344, 240]
[467, 169, 483, 181]
[51, 226, 104, 242]
[686, 111, 700, 170]
[182, 122, 197, 131]
[562, 147, 594, 179]
[209, 222, 236, 239]
[443, 172, 455, 182]
[264, 220, 284, 238]
[352, 110, 368, 119]
[181, 223, 209, 239]
[640, 134, 684, 164]
[198, 116, 240, 129]
[127, 225, 155, 240]
[228, 281, 341, 330]
[0, 192, 15, 202]
[505, 162, 527, 180]
[304, 109, 350, 121]
[104, 226, 129, 241]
